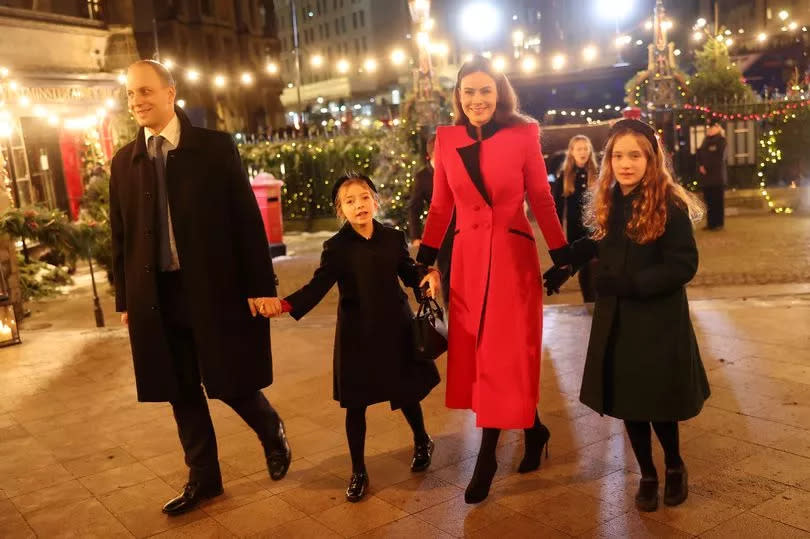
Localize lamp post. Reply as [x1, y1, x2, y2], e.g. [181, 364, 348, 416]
[408, 0, 438, 129]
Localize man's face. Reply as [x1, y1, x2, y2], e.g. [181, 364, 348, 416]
[126, 64, 176, 130]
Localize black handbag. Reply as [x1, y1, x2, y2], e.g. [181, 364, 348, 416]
[412, 289, 448, 362]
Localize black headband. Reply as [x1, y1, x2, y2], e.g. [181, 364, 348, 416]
[331, 173, 377, 203]
[609, 119, 659, 153]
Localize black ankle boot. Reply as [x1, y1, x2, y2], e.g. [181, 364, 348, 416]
[664, 465, 688, 506]
[635, 476, 659, 512]
[518, 422, 550, 473]
[411, 436, 434, 472]
[464, 456, 497, 504]
[346, 471, 369, 502]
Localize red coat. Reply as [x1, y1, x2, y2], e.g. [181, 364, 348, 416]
[419, 122, 566, 429]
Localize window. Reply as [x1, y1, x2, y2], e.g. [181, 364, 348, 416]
[335, 19, 340, 35]
[352, 12, 357, 29]
[201, 0, 214, 16]
[318, 25, 323, 39]
[354, 38, 359, 55]
[325, 23, 330, 38]
[359, 10, 364, 27]
[333, 0, 338, 9]
[361, 36, 367, 51]
[206, 34, 218, 63]
[341, 16, 346, 32]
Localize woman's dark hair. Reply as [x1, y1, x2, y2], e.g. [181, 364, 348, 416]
[452, 55, 537, 127]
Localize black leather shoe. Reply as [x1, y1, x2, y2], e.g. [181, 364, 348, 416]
[346, 471, 369, 502]
[411, 437, 434, 472]
[162, 480, 223, 516]
[664, 465, 688, 506]
[635, 477, 659, 512]
[265, 419, 292, 481]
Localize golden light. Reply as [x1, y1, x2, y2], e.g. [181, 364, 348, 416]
[177, 99, 186, 108]
[644, 20, 653, 30]
[336, 59, 350, 73]
[512, 30, 524, 43]
[310, 54, 324, 67]
[757, 32, 768, 42]
[492, 56, 507, 71]
[696, 17, 707, 28]
[266, 62, 279, 74]
[390, 49, 407, 65]
[18, 96, 31, 107]
[186, 69, 200, 82]
[0, 122, 11, 138]
[0, 66, 8, 77]
[788, 21, 798, 31]
[105, 97, 116, 109]
[33, 106, 46, 118]
[551, 54, 566, 71]
[725, 37, 733, 46]
[615, 35, 631, 48]
[47, 115, 59, 126]
[582, 45, 597, 62]
[778, 10, 789, 21]
[117, 72, 127, 84]
[520, 56, 537, 73]
[8, 81, 18, 91]
[462, 53, 474, 63]
[416, 31, 429, 46]
[240, 72, 254, 85]
[421, 18, 435, 31]
[163, 58, 174, 69]
[430, 41, 449, 56]
[674, 48, 682, 56]
[662, 20, 673, 31]
[693, 31, 704, 41]
[363, 58, 378, 72]
[213, 74, 226, 88]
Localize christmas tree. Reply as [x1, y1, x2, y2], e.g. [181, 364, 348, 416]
[688, 29, 755, 104]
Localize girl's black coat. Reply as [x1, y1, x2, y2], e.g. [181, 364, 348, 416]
[574, 186, 710, 421]
[285, 220, 440, 408]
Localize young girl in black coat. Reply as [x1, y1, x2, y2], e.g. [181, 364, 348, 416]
[264, 173, 441, 503]
[556, 135, 599, 303]
[545, 119, 710, 512]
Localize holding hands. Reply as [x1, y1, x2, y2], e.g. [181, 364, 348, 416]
[248, 297, 284, 318]
[542, 265, 573, 296]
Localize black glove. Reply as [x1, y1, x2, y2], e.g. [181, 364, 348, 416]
[595, 273, 636, 297]
[542, 264, 572, 296]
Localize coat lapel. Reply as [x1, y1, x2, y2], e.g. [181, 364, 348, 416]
[454, 122, 499, 207]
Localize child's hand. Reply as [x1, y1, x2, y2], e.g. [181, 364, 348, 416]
[253, 297, 283, 317]
[419, 269, 441, 299]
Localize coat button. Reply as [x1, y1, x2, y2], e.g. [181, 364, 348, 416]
[472, 223, 479, 230]
[145, 191, 152, 198]
[144, 264, 152, 272]
[151, 305, 159, 311]
[474, 205, 481, 211]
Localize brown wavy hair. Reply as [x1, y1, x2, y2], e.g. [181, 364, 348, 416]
[453, 55, 536, 127]
[584, 130, 704, 244]
[561, 135, 598, 197]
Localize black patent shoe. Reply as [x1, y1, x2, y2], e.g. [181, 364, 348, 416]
[464, 456, 497, 504]
[518, 423, 550, 473]
[162, 480, 223, 516]
[346, 471, 369, 502]
[664, 465, 688, 506]
[411, 437, 435, 472]
[266, 419, 292, 481]
[635, 477, 659, 512]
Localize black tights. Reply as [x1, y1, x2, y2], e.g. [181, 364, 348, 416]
[345, 403, 429, 473]
[624, 421, 683, 478]
[475, 410, 543, 462]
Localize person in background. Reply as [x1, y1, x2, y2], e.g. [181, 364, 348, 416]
[696, 120, 727, 231]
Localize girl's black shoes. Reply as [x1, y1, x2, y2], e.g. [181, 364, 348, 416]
[664, 465, 688, 506]
[346, 471, 369, 502]
[464, 456, 498, 504]
[411, 437, 435, 472]
[635, 477, 659, 512]
[518, 423, 550, 473]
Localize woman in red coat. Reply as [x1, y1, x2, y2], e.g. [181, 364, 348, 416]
[417, 56, 569, 503]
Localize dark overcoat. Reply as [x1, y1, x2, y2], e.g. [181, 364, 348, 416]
[696, 134, 727, 187]
[577, 186, 710, 421]
[110, 107, 277, 402]
[285, 220, 440, 409]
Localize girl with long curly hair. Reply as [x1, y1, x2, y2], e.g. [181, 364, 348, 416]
[544, 119, 709, 513]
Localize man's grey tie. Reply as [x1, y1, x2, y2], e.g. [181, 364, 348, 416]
[151, 135, 173, 270]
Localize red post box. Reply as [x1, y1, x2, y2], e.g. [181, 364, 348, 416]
[251, 172, 287, 257]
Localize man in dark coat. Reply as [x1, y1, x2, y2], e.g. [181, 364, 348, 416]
[696, 122, 727, 230]
[407, 135, 453, 306]
[111, 60, 291, 516]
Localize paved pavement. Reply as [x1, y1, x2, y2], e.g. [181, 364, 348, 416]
[0, 213, 809, 537]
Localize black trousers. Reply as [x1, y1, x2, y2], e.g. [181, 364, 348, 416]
[158, 271, 281, 486]
[703, 185, 725, 229]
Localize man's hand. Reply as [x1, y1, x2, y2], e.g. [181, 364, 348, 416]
[121, 312, 128, 326]
[419, 269, 441, 299]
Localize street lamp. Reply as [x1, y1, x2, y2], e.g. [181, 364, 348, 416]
[460, 2, 500, 51]
[596, 0, 634, 66]
[551, 54, 566, 71]
[582, 45, 598, 63]
[391, 49, 407, 65]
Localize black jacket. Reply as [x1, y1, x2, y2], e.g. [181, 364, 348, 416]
[574, 186, 710, 421]
[557, 166, 591, 242]
[285, 220, 440, 409]
[408, 164, 434, 240]
[110, 107, 276, 402]
[696, 134, 727, 187]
